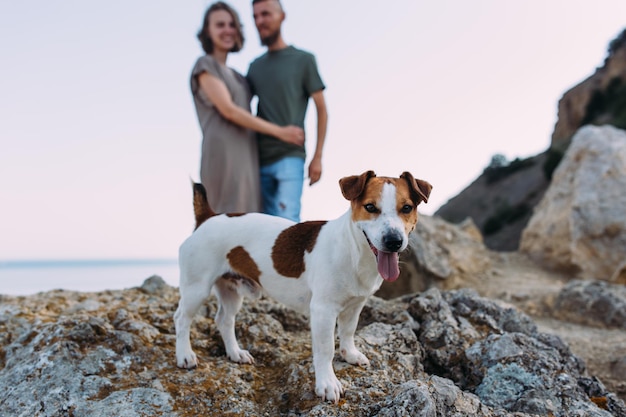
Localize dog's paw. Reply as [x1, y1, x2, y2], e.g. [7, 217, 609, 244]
[315, 374, 344, 403]
[228, 349, 255, 364]
[177, 351, 198, 369]
[340, 348, 370, 367]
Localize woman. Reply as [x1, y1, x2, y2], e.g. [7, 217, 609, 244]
[191, 2, 303, 213]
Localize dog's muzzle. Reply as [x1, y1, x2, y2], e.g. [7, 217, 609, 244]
[382, 232, 403, 252]
[364, 232, 402, 282]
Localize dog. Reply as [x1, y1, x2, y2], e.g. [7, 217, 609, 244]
[174, 170, 432, 403]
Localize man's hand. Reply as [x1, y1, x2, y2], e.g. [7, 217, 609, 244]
[308, 156, 322, 185]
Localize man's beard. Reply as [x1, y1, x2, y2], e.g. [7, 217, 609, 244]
[260, 28, 281, 47]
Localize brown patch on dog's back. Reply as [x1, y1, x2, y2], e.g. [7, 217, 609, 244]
[227, 246, 261, 284]
[272, 221, 327, 278]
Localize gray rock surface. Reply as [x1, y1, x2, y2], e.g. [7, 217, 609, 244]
[1, 279, 624, 416]
[552, 279, 626, 329]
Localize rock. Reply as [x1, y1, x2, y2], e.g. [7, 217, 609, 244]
[551, 29, 626, 151]
[520, 125, 626, 280]
[377, 216, 492, 299]
[551, 280, 626, 329]
[139, 274, 170, 294]
[433, 30, 626, 252]
[1, 280, 624, 416]
[373, 377, 485, 417]
[410, 288, 625, 417]
[611, 260, 626, 285]
[434, 153, 550, 252]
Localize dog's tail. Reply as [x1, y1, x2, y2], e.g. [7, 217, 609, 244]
[192, 182, 216, 230]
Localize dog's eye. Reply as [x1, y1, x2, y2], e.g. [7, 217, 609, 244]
[400, 204, 414, 214]
[364, 203, 379, 213]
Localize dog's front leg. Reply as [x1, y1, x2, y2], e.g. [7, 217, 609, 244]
[310, 303, 343, 403]
[337, 300, 370, 367]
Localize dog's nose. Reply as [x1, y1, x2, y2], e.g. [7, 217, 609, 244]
[382, 233, 403, 252]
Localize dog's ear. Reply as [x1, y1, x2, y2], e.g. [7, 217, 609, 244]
[400, 171, 432, 205]
[339, 170, 376, 201]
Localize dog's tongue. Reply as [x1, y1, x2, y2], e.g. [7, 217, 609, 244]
[377, 251, 400, 282]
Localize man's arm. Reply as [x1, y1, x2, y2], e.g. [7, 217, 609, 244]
[308, 89, 328, 186]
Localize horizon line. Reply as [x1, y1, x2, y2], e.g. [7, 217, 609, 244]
[0, 258, 178, 269]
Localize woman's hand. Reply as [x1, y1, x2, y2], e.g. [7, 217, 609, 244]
[278, 125, 305, 146]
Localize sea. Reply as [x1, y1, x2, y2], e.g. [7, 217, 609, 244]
[0, 259, 180, 296]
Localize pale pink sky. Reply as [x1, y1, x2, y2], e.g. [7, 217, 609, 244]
[1, 0, 624, 260]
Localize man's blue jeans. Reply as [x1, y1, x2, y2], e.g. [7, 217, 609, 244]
[260, 156, 304, 222]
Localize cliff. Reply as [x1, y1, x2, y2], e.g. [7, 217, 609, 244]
[552, 29, 626, 151]
[434, 152, 551, 251]
[436, 28, 626, 251]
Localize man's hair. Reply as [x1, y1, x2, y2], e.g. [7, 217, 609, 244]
[197, 1, 245, 54]
[252, 0, 283, 10]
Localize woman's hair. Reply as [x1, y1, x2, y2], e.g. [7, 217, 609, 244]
[197, 2, 245, 54]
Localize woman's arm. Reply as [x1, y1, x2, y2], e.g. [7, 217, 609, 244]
[198, 72, 304, 146]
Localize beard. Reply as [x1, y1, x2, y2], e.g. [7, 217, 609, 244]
[260, 28, 281, 47]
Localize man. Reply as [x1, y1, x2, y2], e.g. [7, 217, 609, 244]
[247, 0, 328, 222]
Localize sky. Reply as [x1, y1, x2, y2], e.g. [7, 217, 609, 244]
[1, 0, 625, 261]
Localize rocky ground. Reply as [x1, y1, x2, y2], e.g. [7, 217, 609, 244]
[376, 211, 626, 406]
[468, 250, 626, 403]
[0, 247, 625, 416]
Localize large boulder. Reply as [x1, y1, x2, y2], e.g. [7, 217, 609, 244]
[376, 215, 492, 299]
[520, 125, 626, 281]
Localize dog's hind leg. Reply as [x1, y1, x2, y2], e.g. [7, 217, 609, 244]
[174, 278, 212, 369]
[337, 300, 370, 367]
[213, 277, 255, 364]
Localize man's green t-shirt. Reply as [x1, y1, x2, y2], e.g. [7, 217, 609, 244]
[247, 46, 325, 166]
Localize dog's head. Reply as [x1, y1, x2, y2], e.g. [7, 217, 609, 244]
[339, 170, 432, 282]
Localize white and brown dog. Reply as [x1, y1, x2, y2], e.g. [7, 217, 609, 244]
[174, 171, 432, 402]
